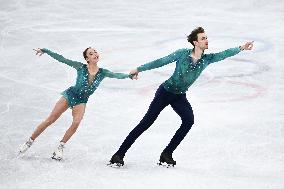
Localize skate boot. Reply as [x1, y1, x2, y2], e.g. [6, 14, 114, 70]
[108, 154, 124, 167]
[51, 142, 65, 161]
[19, 138, 34, 154]
[158, 152, 176, 167]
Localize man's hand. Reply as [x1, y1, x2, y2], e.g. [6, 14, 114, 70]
[33, 48, 44, 56]
[240, 41, 254, 51]
[130, 68, 139, 80]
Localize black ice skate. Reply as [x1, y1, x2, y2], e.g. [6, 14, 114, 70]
[108, 154, 124, 167]
[158, 152, 176, 167]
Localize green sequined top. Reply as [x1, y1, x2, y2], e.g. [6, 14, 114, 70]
[137, 47, 241, 94]
[42, 48, 131, 107]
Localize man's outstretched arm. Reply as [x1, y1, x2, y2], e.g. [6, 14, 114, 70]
[129, 49, 184, 79]
[207, 41, 254, 64]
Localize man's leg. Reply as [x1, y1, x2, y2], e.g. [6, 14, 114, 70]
[163, 95, 194, 155]
[115, 85, 174, 157]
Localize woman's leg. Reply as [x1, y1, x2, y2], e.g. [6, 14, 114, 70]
[30, 97, 69, 140]
[60, 103, 86, 143]
[51, 103, 85, 160]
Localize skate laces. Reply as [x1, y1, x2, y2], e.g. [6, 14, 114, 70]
[57, 142, 65, 152]
[26, 138, 34, 147]
[162, 152, 174, 161]
[168, 154, 174, 161]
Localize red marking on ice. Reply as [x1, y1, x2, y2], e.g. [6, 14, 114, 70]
[138, 84, 159, 96]
[136, 80, 267, 103]
[205, 80, 267, 103]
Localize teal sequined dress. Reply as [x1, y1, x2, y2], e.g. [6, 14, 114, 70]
[42, 48, 131, 108]
[137, 47, 241, 94]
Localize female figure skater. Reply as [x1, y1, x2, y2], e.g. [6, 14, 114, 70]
[19, 47, 133, 160]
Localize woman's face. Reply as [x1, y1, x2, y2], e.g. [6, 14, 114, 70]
[86, 48, 99, 63]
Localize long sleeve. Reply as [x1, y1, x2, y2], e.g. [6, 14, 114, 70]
[206, 47, 241, 64]
[103, 69, 131, 79]
[137, 49, 184, 72]
[42, 48, 84, 70]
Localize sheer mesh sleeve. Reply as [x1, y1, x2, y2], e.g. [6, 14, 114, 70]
[137, 49, 184, 72]
[42, 48, 84, 70]
[102, 69, 131, 79]
[206, 47, 241, 64]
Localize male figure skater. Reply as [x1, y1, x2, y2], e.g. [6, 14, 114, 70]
[109, 27, 254, 167]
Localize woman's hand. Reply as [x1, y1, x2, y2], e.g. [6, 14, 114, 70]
[130, 68, 139, 80]
[240, 41, 254, 51]
[33, 48, 44, 56]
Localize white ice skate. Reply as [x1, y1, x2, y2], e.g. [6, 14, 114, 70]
[19, 138, 34, 154]
[51, 142, 65, 161]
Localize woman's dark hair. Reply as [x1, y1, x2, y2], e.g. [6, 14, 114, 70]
[83, 47, 92, 60]
[187, 27, 205, 46]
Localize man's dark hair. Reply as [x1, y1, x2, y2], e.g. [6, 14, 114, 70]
[83, 47, 92, 60]
[187, 27, 205, 46]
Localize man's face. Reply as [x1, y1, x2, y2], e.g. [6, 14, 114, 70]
[194, 33, 208, 50]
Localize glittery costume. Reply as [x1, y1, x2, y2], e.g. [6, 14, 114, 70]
[137, 47, 241, 94]
[42, 48, 131, 108]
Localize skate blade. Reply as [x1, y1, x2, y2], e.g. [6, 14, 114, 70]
[16, 151, 24, 158]
[51, 153, 62, 161]
[107, 162, 123, 168]
[51, 157, 62, 161]
[157, 162, 175, 168]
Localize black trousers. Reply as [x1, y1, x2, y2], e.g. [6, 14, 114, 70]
[116, 84, 194, 157]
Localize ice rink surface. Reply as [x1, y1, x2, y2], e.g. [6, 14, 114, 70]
[0, 0, 284, 188]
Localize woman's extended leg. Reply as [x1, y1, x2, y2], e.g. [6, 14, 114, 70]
[19, 97, 69, 154]
[30, 97, 69, 140]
